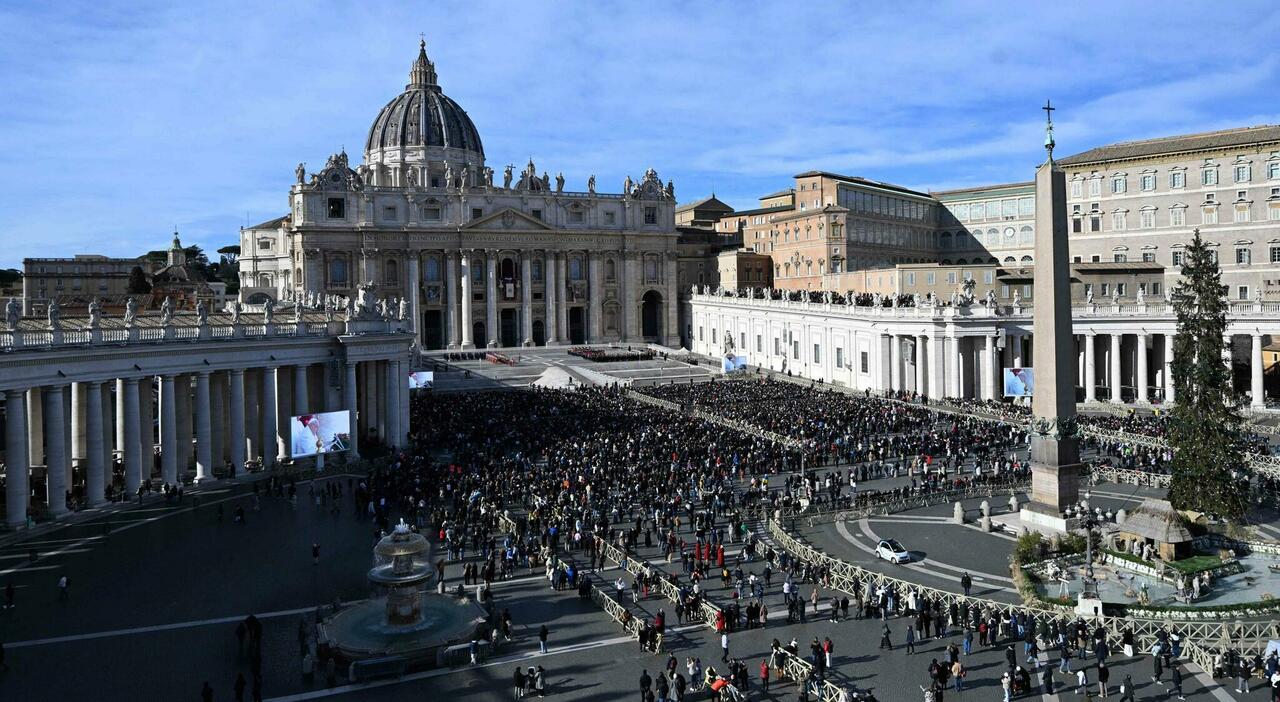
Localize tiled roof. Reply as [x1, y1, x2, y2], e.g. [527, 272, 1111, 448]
[246, 214, 290, 230]
[1058, 125, 1280, 166]
[931, 181, 1034, 197]
[792, 171, 931, 198]
[675, 195, 734, 213]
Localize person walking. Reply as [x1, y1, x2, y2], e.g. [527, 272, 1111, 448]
[57, 575, 69, 601]
[513, 667, 526, 699]
[880, 622, 893, 650]
[1117, 673, 1134, 702]
[534, 666, 545, 698]
[639, 669, 652, 701]
[905, 623, 916, 655]
[1170, 663, 1185, 700]
[720, 632, 729, 662]
[1097, 662, 1110, 698]
[312, 543, 320, 566]
[759, 659, 770, 694]
[960, 572, 972, 597]
[539, 625, 549, 654]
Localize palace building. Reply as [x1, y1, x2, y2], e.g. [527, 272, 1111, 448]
[238, 41, 681, 349]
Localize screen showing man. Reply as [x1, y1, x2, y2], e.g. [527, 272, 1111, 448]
[408, 371, 434, 389]
[1003, 368, 1034, 397]
[722, 353, 747, 374]
[290, 410, 350, 457]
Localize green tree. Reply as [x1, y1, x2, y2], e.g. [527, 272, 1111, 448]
[127, 266, 152, 294]
[1167, 229, 1248, 520]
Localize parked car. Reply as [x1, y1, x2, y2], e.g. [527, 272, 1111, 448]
[875, 539, 910, 564]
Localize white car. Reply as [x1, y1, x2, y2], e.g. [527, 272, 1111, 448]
[875, 539, 910, 564]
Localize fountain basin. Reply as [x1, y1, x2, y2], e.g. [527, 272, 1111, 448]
[320, 593, 488, 664]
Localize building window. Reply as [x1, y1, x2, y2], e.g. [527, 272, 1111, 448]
[813, 344, 821, 364]
[1116, 283, 1126, 296]
[1114, 253, 1127, 263]
[531, 209, 542, 221]
[926, 272, 936, 285]
[327, 198, 345, 219]
[1270, 246, 1280, 263]
[384, 258, 399, 283]
[424, 206, 442, 220]
[381, 205, 397, 222]
[425, 257, 441, 281]
[1091, 255, 1101, 263]
[1071, 180, 1082, 198]
[1170, 171, 1185, 189]
[1100, 283, 1109, 296]
[1238, 285, 1250, 300]
[644, 207, 657, 224]
[257, 238, 272, 250]
[569, 210, 584, 224]
[1172, 251, 1184, 267]
[1090, 215, 1101, 232]
[1269, 162, 1280, 180]
[328, 258, 348, 285]
[1235, 165, 1251, 183]
[604, 211, 615, 224]
[906, 272, 915, 286]
[1202, 167, 1218, 186]
[1271, 204, 1280, 221]
[1142, 252, 1155, 262]
[835, 347, 844, 369]
[698, 326, 703, 341]
[1001, 284, 1010, 298]
[1203, 207, 1218, 225]
[1111, 175, 1126, 194]
[1170, 207, 1185, 227]
[860, 351, 869, 373]
[1088, 178, 1101, 197]
[1140, 209, 1155, 229]
[1083, 283, 1092, 299]
[1237, 247, 1252, 265]
[1111, 211, 1127, 231]
[1140, 173, 1156, 191]
[1072, 217, 1082, 234]
[471, 208, 483, 221]
[644, 256, 659, 283]
[1151, 282, 1161, 296]
[946, 272, 957, 284]
[532, 260, 543, 282]
[756, 335, 762, 353]
[983, 270, 993, 284]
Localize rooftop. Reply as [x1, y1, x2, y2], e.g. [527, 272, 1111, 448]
[931, 181, 1035, 198]
[724, 204, 794, 218]
[793, 170, 932, 199]
[674, 195, 734, 214]
[245, 214, 291, 230]
[1058, 124, 1280, 166]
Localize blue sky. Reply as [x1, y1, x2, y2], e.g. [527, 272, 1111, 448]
[2, 1, 1278, 268]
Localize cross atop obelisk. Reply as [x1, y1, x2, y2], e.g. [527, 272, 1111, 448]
[1024, 99, 1082, 525]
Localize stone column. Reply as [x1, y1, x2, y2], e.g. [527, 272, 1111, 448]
[293, 364, 309, 416]
[521, 250, 534, 346]
[1164, 334, 1176, 404]
[915, 335, 927, 395]
[405, 252, 421, 346]
[544, 250, 558, 345]
[71, 382, 86, 473]
[99, 383, 113, 492]
[888, 335, 901, 391]
[385, 358, 399, 449]
[1109, 333, 1123, 403]
[345, 361, 360, 459]
[664, 252, 679, 347]
[160, 375, 178, 484]
[445, 251, 460, 349]
[122, 378, 141, 495]
[261, 368, 278, 469]
[948, 335, 962, 398]
[557, 253, 569, 343]
[229, 369, 246, 474]
[5, 389, 29, 527]
[984, 334, 997, 401]
[1011, 332, 1023, 367]
[85, 381, 105, 506]
[44, 387, 68, 516]
[1252, 333, 1265, 408]
[194, 371, 212, 482]
[622, 253, 640, 341]
[588, 252, 603, 343]
[1136, 332, 1150, 403]
[1084, 333, 1097, 403]
[459, 251, 474, 349]
[209, 373, 224, 465]
[486, 250, 498, 347]
[927, 333, 943, 401]
[244, 370, 260, 462]
[138, 377, 153, 481]
[176, 375, 192, 473]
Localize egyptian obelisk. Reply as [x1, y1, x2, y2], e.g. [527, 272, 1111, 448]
[1022, 101, 1081, 530]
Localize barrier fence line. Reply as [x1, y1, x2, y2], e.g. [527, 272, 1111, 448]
[593, 536, 723, 630]
[764, 517, 1279, 661]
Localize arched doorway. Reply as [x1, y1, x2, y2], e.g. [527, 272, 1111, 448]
[568, 307, 586, 344]
[472, 321, 486, 347]
[423, 310, 444, 349]
[532, 320, 546, 346]
[641, 290, 663, 341]
[500, 309, 519, 347]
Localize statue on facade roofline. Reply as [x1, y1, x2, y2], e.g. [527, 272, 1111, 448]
[502, 164, 513, 189]
[1135, 286, 1145, 304]
[230, 300, 242, 325]
[1110, 286, 1120, 305]
[196, 299, 209, 326]
[588, 175, 596, 194]
[405, 166, 418, 187]
[541, 172, 551, 190]
[484, 167, 494, 188]
[263, 298, 275, 324]
[1012, 290, 1021, 308]
[293, 297, 303, 322]
[88, 297, 101, 327]
[5, 297, 19, 331]
[912, 292, 921, 308]
[1086, 288, 1094, 305]
[398, 296, 408, 321]
[344, 295, 356, 321]
[124, 297, 138, 326]
[160, 296, 173, 325]
[444, 164, 454, 190]
[623, 175, 633, 196]
[555, 172, 565, 193]
[666, 180, 675, 199]
[47, 299, 61, 330]
[984, 289, 996, 308]
[295, 163, 305, 184]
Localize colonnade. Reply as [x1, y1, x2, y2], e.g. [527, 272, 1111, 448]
[3, 357, 410, 528]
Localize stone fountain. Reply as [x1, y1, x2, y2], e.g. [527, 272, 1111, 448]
[320, 520, 487, 666]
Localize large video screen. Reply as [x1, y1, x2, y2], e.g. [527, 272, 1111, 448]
[290, 410, 351, 457]
[722, 353, 748, 374]
[1003, 368, 1034, 397]
[408, 371, 434, 389]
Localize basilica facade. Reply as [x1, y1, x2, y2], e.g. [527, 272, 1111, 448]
[238, 41, 680, 349]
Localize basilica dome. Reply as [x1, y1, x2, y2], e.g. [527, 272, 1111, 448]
[364, 41, 484, 170]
